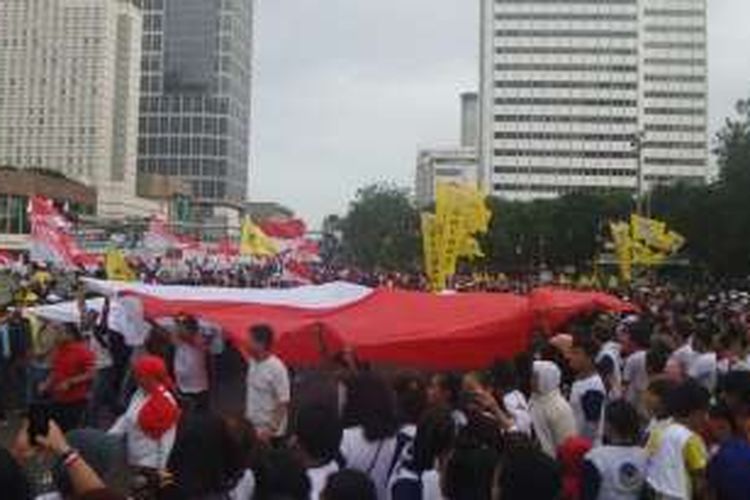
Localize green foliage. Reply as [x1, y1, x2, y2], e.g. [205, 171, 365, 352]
[338, 183, 421, 271]
[480, 191, 632, 271]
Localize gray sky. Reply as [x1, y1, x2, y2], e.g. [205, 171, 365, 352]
[250, 0, 750, 229]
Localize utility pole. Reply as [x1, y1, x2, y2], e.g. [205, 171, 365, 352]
[631, 130, 646, 216]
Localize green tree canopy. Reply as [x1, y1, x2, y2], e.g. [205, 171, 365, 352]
[339, 183, 421, 272]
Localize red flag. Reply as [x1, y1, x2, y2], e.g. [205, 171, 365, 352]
[259, 218, 307, 239]
[29, 196, 89, 268]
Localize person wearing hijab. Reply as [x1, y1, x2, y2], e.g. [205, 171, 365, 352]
[108, 355, 181, 470]
[530, 360, 578, 458]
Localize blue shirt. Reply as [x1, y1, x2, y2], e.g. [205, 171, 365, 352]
[708, 438, 750, 500]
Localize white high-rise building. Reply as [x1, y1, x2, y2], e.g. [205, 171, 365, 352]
[0, 0, 157, 218]
[479, 0, 708, 200]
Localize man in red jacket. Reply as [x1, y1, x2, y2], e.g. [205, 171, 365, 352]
[41, 322, 95, 431]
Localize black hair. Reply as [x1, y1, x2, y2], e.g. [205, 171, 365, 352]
[344, 372, 399, 442]
[646, 345, 670, 376]
[627, 319, 652, 350]
[178, 314, 200, 334]
[718, 370, 750, 406]
[295, 404, 343, 464]
[489, 360, 518, 393]
[667, 379, 710, 419]
[647, 378, 679, 420]
[0, 448, 31, 500]
[250, 324, 275, 350]
[166, 413, 245, 498]
[434, 372, 463, 408]
[410, 407, 457, 473]
[253, 449, 311, 500]
[709, 401, 737, 431]
[572, 336, 599, 360]
[393, 371, 427, 425]
[442, 443, 500, 500]
[495, 448, 562, 500]
[692, 326, 714, 352]
[63, 321, 83, 341]
[321, 469, 377, 500]
[604, 400, 641, 445]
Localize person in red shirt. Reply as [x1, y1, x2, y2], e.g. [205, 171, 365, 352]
[40, 322, 95, 431]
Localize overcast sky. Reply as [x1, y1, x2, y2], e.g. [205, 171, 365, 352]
[250, 0, 750, 229]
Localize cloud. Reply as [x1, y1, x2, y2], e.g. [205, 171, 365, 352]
[251, 0, 750, 228]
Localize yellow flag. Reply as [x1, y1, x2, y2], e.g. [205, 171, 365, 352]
[105, 248, 136, 282]
[240, 216, 278, 257]
[426, 182, 491, 290]
[610, 221, 632, 282]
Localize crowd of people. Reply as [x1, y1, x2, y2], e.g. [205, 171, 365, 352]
[1, 259, 750, 499]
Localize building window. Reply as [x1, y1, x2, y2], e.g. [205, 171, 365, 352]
[0, 195, 30, 234]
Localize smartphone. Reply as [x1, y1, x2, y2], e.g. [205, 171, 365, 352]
[27, 403, 50, 446]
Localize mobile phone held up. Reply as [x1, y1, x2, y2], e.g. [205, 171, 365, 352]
[27, 403, 50, 446]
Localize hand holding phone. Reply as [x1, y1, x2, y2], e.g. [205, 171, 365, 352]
[27, 403, 50, 446]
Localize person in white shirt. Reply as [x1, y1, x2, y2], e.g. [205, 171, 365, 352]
[621, 320, 651, 415]
[529, 360, 577, 458]
[389, 407, 455, 500]
[172, 315, 210, 412]
[489, 360, 532, 435]
[568, 337, 607, 444]
[687, 329, 718, 393]
[245, 324, 291, 442]
[595, 326, 623, 400]
[582, 400, 647, 500]
[109, 354, 180, 470]
[77, 296, 116, 426]
[293, 404, 343, 500]
[340, 373, 399, 500]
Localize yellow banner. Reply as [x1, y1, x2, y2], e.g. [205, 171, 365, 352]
[424, 182, 491, 290]
[105, 248, 136, 282]
[610, 221, 632, 282]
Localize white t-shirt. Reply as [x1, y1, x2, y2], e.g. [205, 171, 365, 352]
[340, 426, 398, 500]
[174, 339, 209, 394]
[307, 461, 339, 500]
[569, 373, 606, 443]
[688, 352, 717, 393]
[503, 390, 532, 435]
[622, 350, 649, 411]
[670, 342, 697, 375]
[596, 341, 623, 399]
[229, 469, 256, 500]
[108, 389, 177, 469]
[245, 354, 291, 436]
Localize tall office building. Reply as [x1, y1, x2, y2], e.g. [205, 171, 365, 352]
[0, 0, 155, 217]
[479, 0, 708, 200]
[136, 0, 253, 208]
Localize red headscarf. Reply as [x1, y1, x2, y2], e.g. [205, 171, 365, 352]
[558, 436, 592, 500]
[133, 355, 181, 439]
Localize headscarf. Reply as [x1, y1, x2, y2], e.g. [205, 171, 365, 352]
[133, 354, 175, 391]
[533, 361, 562, 396]
[133, 355, 181, 440]
[558, 436, 592, 500]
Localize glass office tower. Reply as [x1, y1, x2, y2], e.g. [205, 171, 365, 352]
[136, 0, 252, 204]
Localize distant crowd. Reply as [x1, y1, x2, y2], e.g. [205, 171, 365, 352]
[0, 259, 750, 499]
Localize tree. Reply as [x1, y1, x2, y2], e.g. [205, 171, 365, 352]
[339, 183, 421, 271]
[480, 191, 631, 272]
